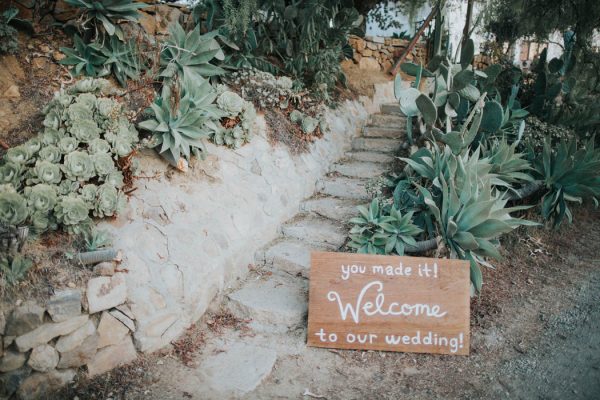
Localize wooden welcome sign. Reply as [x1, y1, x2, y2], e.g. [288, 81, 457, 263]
[307, 252, 470, 355]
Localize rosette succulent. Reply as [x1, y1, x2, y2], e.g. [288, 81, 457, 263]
[92, 153, 115, 176]
[38, 146, 62, 163]
[54, 196, 90, 232]
[70, 119, 102, 143]
[79, 184, 98, 203]
[88, 138, 111, 154]
[67, 102, 94, 122]
[217, 91, 245, 115]
[41, 129, 63, 145]
[31, 161, 62, 185]
[58, 137, 79, 154]
[24, 184, 57, 213]
[94, 184, 125, 217]
[0, 191, 28, 226]
[4, 146, 32, 165]
[0, 163, 23, 187]
[63, 151, 95, 181]
[105, 170, 124, 188]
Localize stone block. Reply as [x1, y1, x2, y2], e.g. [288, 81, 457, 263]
[52, 0, 79, 22]
[97, 312, 129, 348]
[57, 334, 98, 368]
[5, 301, 45, 336]
[55, 320, 96, 353]
[358, 57, 381, 71]
[15, 315, 88, 352]
[372, 36, 385, 44]
[16, 369, 75, 400]
[109, 309, 136, 332]
[27, 344, 59, 372]
[366, 41, 378, 50]
[87, 336, 137, 377]
[46, 289, 81, 322]
[87, 273, 128, 314]
[0, 349, 27, 372]
[361, 49, 373, 57]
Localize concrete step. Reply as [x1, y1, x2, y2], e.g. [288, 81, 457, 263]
[317, 176, 370, 200]
[331, 161, 389, 179]
[363, 126, 405, 139]
[380, 103, 403, 115]
[256, 238, 319, 277]
[346, 151, 396, 164]
[301, 197, 362, 222]
[352, 137, 403, 153]
[227, 275, 307, 332]
[281, 215, 347, 249]
[369, 113, 407, 127]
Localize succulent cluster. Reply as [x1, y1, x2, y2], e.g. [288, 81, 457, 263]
[0, 79, 137, 235]
[224, 68, 298, 110]
[213, 91, 256, 149]
[290, 110, 321, 135]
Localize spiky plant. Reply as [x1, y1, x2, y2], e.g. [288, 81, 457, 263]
[64, 0, 147, 39]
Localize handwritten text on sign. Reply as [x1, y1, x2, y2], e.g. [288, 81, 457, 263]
[307, 252, 470, 355]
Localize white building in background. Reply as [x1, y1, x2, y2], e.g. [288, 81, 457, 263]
[365, 0, 573, 67]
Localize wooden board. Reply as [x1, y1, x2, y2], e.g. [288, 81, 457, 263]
[307, 252, 470, 355]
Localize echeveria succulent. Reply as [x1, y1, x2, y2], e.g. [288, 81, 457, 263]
[5, 146, 32, 165]
[88, 138, 111, 154]
[94, 184, 125, 217]
[63, 151, 95, 181]
[41, 129, 63, 145]
[79, 184, 98, 203]
[32, 161, 62, 185]
[92, 153, 115, 176]
[57, 179, 80, 196]
[96, 98, 117, 117]
[67, 102, 94, 122]
[0, 191, 28, 226]
[31, 211, 57, 233]
[111, 137, 133, 157]
[217, 91, 245, 115]
[58, 137, 79, 154]
[23, 138, 41, 156]
[0, 163, 23, 186]
[43, 110, 61, 130]
[24, 184, 57, 213]
[38, 145, 62, 163]
[75, 93, 97, 110]
[54, 196, 90, 227]
[70, 119, 102, 143]
[105, 170, 124, 188]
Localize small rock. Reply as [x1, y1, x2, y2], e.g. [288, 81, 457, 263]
[0, 366, 31, 398]
[39, 44, 50, 53]
[5, 301, 45, 336]
[87, 273, 128, 314]
[0, 349, 27, 372]
[31, 57, 47, 69]
[0, 310, 5, 334]
[93, 261, 115, 276]
[52, 51, 65, 61]
[28, 344, 59, 372]
[58, 334, 98, 368]
[87, 336, 137, 377]
[15, 315, 88, 352]
[46, 289, 82, 322]
[55, 320, 96, 353]
[17, 369, 76, 400]
[358, 57, 381, 71]
[403, 366, 420, 376]
[97, 312, 129, 348]
[109, 309, 136, 332]
[2, 84, 19, 99]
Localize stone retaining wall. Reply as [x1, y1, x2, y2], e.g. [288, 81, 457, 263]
[348, 35, 428, 72]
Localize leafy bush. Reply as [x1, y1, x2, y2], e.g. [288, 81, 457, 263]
[0, 79, 137, 235]
[64, 0, 147, 39]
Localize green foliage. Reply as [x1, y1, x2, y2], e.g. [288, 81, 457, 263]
[64, 0, 147, 39]
[348, 199, 422, 255]
[139, 76, 221, 167]
[0, 255, 33, 286]
[0, 79, 137, 235]
[483, 139, 533, 186]
[289, 110, 320, 135]
[530, 137, 600, 227]
[212, 90, 256, 149]
[0, 8, 19, 54]
[80, 226, 112, 251]
[159, 22, 226, 84]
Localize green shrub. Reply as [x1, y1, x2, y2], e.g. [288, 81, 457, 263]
[64, 0, 147, 39]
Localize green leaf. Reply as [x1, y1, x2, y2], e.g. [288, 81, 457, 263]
[416, 94, 437, 125]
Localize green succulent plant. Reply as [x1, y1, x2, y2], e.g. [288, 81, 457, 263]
[63, 151, 95, 181]
[54, 196, 91, 234]
[30, 161, 63, 185]
[60, 35, 108, 78]
[0, 163, 23, 188]
[483, 139, 533, 186]
[348, 199, 422, 255]
[24, 184, 58, 213]
[0, 255, 33, 286]
[88, 138, 111, 154]
[217, 91, 245, 114]
[4, 145, 32, 165]
[160, 22, 226, 83]
[0, 191, 28, 226]
[93, 35, 145, 86]
[70, 119, 102, 143]
[38, 146, 62, 163]
[64, 0, 147, 39]
[92, 153, 116, 177]
[94, 184, 125, 217]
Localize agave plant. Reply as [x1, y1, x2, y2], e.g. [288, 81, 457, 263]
[64, 0, 147, 39]
[139, 77, 220, 168]
[529, 137, 600, 227]
[0, 255, 33, 286]
[348, 199, 422, 255]
[93, 35, 145, 86]
[59, 35, 108, 78]
[159, 22, 226, 83]
[482, 139, 533, 186]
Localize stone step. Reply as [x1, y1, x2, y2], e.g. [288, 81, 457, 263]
[369, 113, 407, 127]
[301, 197, 362, 222]
[352, 137, 403, 153]
[317, 176, 370, 200]
[363, 125, 405, 139]
[227, 275, 307, 332]
[256, 238, 319, 277]
[281, 215, 347, 249]
[331, 161, 389, 179]
[380, 103, 403, 115]
[346, 151, 396, 164]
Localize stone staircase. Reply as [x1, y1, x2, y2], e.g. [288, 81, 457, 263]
[148, 104, 407, 398]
